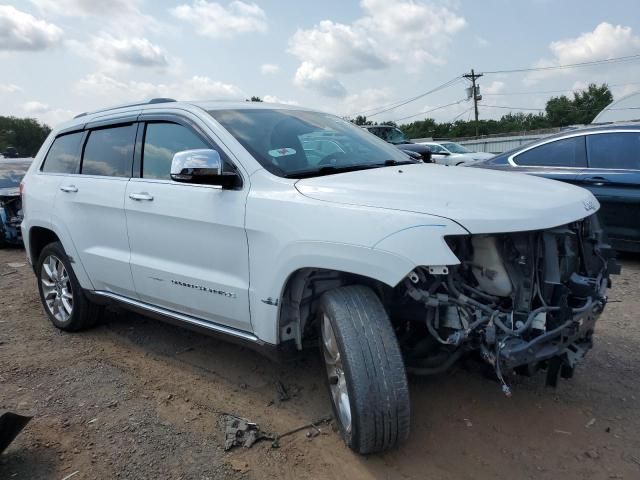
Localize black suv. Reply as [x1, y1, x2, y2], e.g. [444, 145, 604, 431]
[364, 125, 432, 163]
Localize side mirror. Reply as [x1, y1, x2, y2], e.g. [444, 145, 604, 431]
[170, 149, 240, 188]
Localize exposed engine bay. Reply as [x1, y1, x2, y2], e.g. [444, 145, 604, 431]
[393, 213, 619, 394]
[0, 194, 23, 246]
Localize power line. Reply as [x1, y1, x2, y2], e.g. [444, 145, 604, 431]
[392, 99, 468, 123]
[350, 77, 463, 118]
[480, 104, 545, 111]
[484, 81, 640, 97]
[450, 107, 473, 122]
[481, 53, 640, 75]
[478, 103, 640, 113]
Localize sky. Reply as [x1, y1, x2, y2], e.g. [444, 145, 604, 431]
[1, 0, 640, 128]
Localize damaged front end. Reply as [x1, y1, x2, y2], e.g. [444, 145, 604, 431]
[0, 193, 23, 246]
[394, 214, 618, 392]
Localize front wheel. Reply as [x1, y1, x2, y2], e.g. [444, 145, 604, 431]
[319, 285, 410, 454]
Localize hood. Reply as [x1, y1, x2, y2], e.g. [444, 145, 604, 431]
[295, 163, 598, 234]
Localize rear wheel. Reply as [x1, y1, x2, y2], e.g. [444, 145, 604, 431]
[319, 285, 410, 453]
[36, 242, 102, 331]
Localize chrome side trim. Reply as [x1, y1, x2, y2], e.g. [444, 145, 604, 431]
[92, 290, 259, 343]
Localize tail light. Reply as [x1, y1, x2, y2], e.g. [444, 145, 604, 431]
[19, 181, 25, 196]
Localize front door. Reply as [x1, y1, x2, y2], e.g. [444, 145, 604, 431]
[578, 131, 640, 249]
[124, 118, 252, 332]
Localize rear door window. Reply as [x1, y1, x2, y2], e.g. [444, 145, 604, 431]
[81, 124, 136, 177]
[42, 132, 84, 174]
[587, 132, 640, 170]
[514, 136, 587, 167]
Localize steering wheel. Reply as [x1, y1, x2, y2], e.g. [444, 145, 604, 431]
[317, 152, 349, 166]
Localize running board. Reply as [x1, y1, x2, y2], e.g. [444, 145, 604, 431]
[92, 290, 260, 343]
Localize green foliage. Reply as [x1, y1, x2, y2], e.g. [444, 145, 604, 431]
[0, 116, 51, 157]
[352, 115, 375, 126]
[399, 83, 612, 139]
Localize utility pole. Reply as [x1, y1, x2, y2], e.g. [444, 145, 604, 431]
[463, 69, 483, 138]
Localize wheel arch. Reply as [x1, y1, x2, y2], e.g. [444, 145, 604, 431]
[26, 223, 94, 290]
[276, 267, 395, 350]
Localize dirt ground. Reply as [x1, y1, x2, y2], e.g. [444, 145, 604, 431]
[0, 247, 639, 480]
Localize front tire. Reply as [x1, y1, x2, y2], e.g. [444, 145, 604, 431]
[319, 285, 410, 454]
[36, 241, 102, 331]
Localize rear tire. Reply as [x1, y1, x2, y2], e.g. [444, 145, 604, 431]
[319, 285, 410, 454]
[36, 241, 102, 331]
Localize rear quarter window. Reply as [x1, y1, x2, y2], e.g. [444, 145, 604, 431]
[41, 132, 84, 174]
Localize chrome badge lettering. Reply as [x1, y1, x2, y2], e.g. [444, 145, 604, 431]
[171, 280, 236, 298]
[582, 199, 597, 212]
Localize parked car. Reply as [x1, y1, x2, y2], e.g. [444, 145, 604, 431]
[362, 125, 432, 162]
[419, 141, 494, 166]
[469, 124, 640, 252]
[22, 100, 617, 454]
[0, 158, 31, 247]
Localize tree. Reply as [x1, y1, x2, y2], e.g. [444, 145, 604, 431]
[545, 83, 612, 126]
[0, 116, 51, 157]
[246, 96, 263, 102]
[351, 115, 377, 127]
[571, 83, 613, 124]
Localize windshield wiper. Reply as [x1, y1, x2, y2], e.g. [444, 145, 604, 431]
[284, 164, 379, 179]
[381, 159, 418, 166]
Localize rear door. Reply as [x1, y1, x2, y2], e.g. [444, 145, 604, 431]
[577, 131, 640, 249]
[53, 121, 137, 297]
[509, 135, 587, 184]
[124, 115, 252, 332]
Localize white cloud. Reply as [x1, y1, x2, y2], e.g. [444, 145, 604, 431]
[475, 36, 489, 47]
[79, 34, 169, 69]
[262, 95, 299, 105]
[23, 100, 50, 114]
[76, 72, 244, 103]
[170, 0, 267, 38]
[342, 87, 394, 117]
[0, 83, 22, 94]
[29, 0, 158, 32]
[289, 20, 387, 74]
[483, 80, 505, 95]
[0, 5, 63, 51]
[526, 22, 640, 84]
[16, 100, 74, 127]
[293, 62, 347, 98]
[287, 0, 466, 96]
[260, 63, 280, 75]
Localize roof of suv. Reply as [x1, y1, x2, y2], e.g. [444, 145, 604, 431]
[58, 98, 312, 133]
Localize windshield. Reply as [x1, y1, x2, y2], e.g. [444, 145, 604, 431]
[208, 109, 412, 178]
[441, 142, 472, 154]
[0, 161, 31, 189]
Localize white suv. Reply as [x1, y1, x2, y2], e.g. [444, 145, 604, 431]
[21, 99, 617, 454]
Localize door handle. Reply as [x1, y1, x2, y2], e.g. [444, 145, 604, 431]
[60, 185, 78, 193]
[129, 192, 154, 201]
[582, 176, 611, 186]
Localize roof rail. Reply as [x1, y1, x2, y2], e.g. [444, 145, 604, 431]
[73, 98, 177, 120]
[148, 98, 176, 104]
